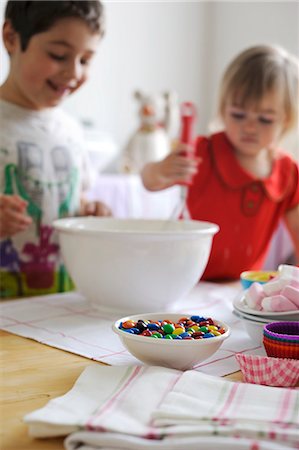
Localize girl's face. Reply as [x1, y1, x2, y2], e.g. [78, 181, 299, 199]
[3, 17, 100, 110]
[222, 91, 287, 157]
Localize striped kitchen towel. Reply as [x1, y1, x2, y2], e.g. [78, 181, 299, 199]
[24, 365, 299, 450]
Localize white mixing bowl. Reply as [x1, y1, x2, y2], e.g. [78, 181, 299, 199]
[53, 217, 219, 313]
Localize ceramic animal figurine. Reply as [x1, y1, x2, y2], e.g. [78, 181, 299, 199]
[120, 90, 179, 173]
[163, 91, 180, 141]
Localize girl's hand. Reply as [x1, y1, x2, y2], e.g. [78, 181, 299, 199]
[0, 194, 32, 238]
[80, 199, 112, 217]
[141, 143, 201, 191]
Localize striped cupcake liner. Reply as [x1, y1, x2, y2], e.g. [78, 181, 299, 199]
[235, 353, 299, 387]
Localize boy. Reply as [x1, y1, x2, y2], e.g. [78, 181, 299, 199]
[0, 1, 111, 297]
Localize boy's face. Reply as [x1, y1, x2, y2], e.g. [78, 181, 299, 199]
[223, 91, 287, 156]
[3, 17, 100, 110]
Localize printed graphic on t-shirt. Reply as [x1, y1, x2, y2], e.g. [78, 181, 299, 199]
[0, 140, 78, 297]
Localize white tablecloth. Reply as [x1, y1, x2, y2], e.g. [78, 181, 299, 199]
[0, 282, 264, 378]
[87, 174, 180, 219]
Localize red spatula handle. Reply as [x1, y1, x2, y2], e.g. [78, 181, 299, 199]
[180, 102, 196, 146]
[179, 102, 197, 186]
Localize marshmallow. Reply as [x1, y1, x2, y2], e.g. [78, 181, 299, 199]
[281, 285, 299, 309]
[284, 278, 299, 290]
[262, 279, 288, 296]
[245, 282, 265, 310]
[278, 264, 299, 282]
[261, 294, 297, 312]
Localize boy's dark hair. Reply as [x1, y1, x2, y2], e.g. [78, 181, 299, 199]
[5, 0, 105, 51]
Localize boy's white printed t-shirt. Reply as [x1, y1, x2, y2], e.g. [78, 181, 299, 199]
[0, 99, 87, 297]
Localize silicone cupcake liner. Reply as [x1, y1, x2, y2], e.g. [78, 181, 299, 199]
[263, 330, 299, 344]
[263, 336, 299, 359]
[263, 334, 299, 344]
[263, 322, 299, 342]
[235, 353, 299, 387]
[263, 335, 299, 347]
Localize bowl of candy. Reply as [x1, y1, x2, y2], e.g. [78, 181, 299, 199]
[113, 313, 230, 370]
[53, 217, 219, 313]
[240, 270, 278, 290]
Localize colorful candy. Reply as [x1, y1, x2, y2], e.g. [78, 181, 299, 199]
[117, 316, 226, 340]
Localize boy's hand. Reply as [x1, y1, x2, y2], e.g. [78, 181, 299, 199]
[80, 199, 112, 217]
[0, 194, 32, 238]
[141, 143, 201, 191]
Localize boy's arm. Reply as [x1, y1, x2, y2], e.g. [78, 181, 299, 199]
[80, 196, 112, 217]
[79, 138, 112, 217]
[0, 194, 32, 238]
[284, 204, 299, 264]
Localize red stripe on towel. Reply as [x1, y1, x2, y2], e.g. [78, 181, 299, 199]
[87, 366, 143, 430]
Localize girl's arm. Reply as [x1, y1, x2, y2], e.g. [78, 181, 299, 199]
[141, 146, 200, 192]
[284, 204, 299, 264]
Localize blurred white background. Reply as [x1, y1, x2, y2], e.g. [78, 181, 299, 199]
[0, 1, 298, 266]
[1, 1, 298, 168]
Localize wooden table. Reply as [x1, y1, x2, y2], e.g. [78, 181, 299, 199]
[0, 329, 244, 450]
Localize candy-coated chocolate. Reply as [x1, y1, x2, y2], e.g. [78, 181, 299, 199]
[148, 323, 160, 331]
[173, 327, 185, 335]
[199, 326, 209, 333]
[193, 331, 204, 338]
[122, 320, 136, 329]
[136, 320, 148, 332]
[178, 317, 189, 323]
[130, 327, 140, 334]
[117, 315, 225, 341]
[163, 323, 175, 334]
[141, 330, 152, 336]
[211, 330, 221, 336]
[152, 332, 163, 338]
[180, 332, 191, 338]
[203, 332, 214, 338]
[191, 315, 206, 322]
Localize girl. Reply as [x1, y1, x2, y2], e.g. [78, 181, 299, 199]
[141, 45, 299, 280]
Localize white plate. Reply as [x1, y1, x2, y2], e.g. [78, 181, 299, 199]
[233, 291, 299, 320]
[232, 309, 279, 324]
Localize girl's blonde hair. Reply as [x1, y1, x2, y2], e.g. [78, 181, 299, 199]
[218, 45, 299, 133]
